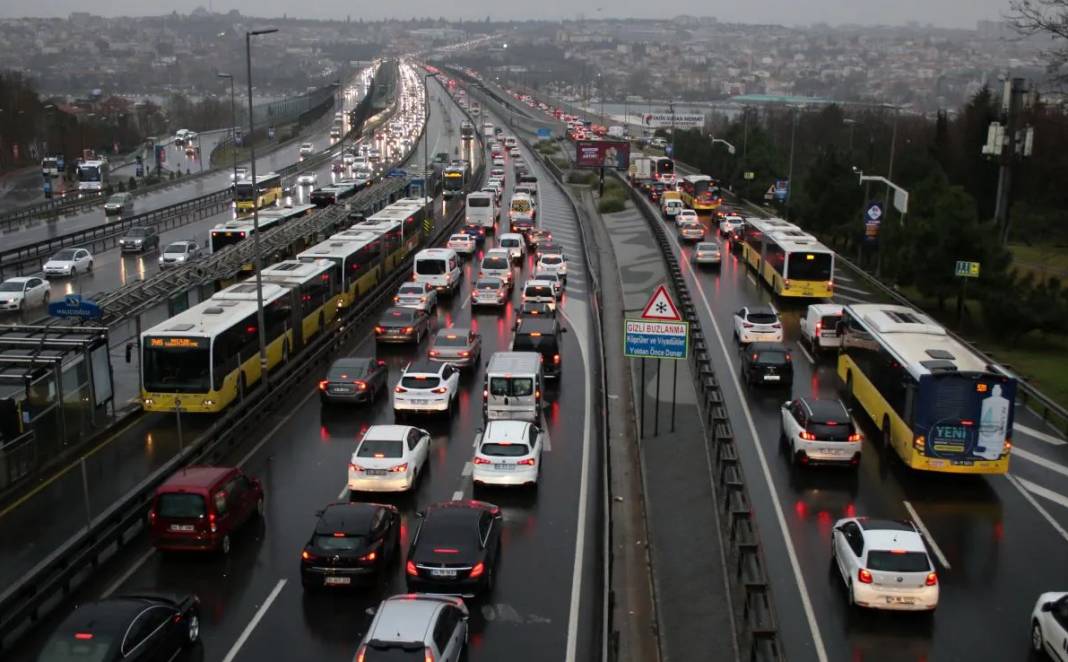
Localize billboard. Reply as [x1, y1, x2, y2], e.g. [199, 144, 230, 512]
[641, 112, 705, 129]
[575, 140, 631, 170]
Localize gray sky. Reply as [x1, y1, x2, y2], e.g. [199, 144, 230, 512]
[0, 0, 1012, 29]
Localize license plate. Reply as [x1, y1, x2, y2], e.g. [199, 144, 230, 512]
[169, 524, 194, 532]
[412, 399, 430, 405]
[330, 386, 352, 393]
[494, 463, 515, 471]
[365, 469, 387, 476]
[324, 576, 351, 586]
[763, 375, 780, 382]
[430, 568, 457, 578]
[885, 596, 914, 605]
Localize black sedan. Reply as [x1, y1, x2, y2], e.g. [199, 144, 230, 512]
[740, 342, 794, 387]
[37, 593, 199, 661]
[405, 500, 502, 597]
[462, 223, 487, 245]
[301, 502, 400, 589]
[375, 306, 431, 344]
[319, 357, 389, 405]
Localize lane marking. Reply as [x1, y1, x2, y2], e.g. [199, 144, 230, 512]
[833, 283, 870, 296]
[665, 223, 829, 662]
[102, 549, 156, 598]
[221, 579, 287, 662]
[1016, 476, 1068, 511]
[1006, 474, 1068, 544]
[337, 486, 348, 500]
[1015, 423, 1067, 447]
[1013, 447, 1068, 479]
[461, 461, 473, 477]
[902, 500, 952, 569]
[746, 273, 757, 286]
[472, 432, 482, 449]
[796, 341, 815, 365]
[451, 489, 464, 501]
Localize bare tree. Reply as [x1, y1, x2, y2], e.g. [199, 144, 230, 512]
[1008, 0, 1068, 81]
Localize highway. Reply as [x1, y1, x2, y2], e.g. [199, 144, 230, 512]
[3, 70, 602, 662]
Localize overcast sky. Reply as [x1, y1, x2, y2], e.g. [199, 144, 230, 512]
[0, 0, 1012, 29]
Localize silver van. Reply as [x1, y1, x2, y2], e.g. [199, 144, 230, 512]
[483, 352, 544, 422]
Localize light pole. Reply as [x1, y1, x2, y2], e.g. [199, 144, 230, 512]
[423, 71, 434, 199]
[785, 106, 799, 220]
[853, 167, 909, 277]
[217, 72, 238, 186]
[245, 27, 277, 389]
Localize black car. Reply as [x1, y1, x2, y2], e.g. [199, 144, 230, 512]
[740, 342, 793, 387]
[375, 306, 431, 344]
[405, 500, 502, 597]
[515, 301, 556, 328]
[118, 226, 160, 253]
[319, 357, 389, 405]
[511, 317, 566, 379]
[462, 223, 487, 245]
[536, 240, 564, 257]
[300, 502, 400, 589]
[37, 593, 199, 661]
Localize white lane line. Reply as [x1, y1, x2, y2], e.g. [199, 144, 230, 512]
[1016, 476, 1068, 511]
[746, 273, 757, 286]
[337, 486, 348, 500]
[472, 432, 482, 449]
[902, 501, 952, 570]
[1013, 447, 1068, 479]
[665, 226, 829, 662]
[833, 283, 870, 295]
[237, 386, 319, 468]
[461, 461, 473, 477]
[1006, 475, 1068, 544]
[836, 273, 855, 283]
[221, 579, 287, 662]
[102, 549, 156, 598]
[796, 341, 815, 365]
[1015, 423, 1067, 446]
[451, 489, 464, 501]
[543, 427, 552, 452]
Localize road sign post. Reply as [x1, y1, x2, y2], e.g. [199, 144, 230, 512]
[48, 294, 102, 320]
[627, 285, 688, 437]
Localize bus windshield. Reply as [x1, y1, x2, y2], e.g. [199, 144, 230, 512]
[78, 165, 101, 182]
[143, 338, 211, 393]
[786, 252, 832, 281]
[655, 159, 674, 176]
[234, 183, 256, 200]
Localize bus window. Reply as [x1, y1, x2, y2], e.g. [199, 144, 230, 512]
[787, 252, 832, 281]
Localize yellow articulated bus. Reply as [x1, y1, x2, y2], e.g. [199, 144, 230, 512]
[741, 217, 835, 298]
[259, 259, 342, 347]
[141, 282, 297, 414]
[234, 172, 283, 213]
[297, 233, 388, 308]
[838, 303, 1017, 474]
[678, 174, 721, 213]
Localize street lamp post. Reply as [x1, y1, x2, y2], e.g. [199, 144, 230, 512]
[245, 27, 278, 390]
[423, 72, 434, 199]
[853, 168, 909, 277]
[217, 72, 238, 186]
[785, 107, 799, 220]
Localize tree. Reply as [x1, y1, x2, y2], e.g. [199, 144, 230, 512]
[1009, 0, 1068, 82]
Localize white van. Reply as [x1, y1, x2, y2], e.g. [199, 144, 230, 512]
[508, 193, 536, 233]
[413, 248, 461, 294]
[498, 233, 526, 263]
[465, 191, 497, 231]
[483, 352, 544, 422]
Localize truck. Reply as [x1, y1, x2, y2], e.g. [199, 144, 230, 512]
[628, 156, 652, 182]
[483, 122, 495, 138]
[607, 125, 626, 139]
[460, 121, 475, 140]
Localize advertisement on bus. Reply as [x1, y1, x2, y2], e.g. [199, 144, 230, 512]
[575, 140, 631, 170]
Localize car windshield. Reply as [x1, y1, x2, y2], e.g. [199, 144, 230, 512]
[540, 256, 562, 265]
[383, 309, 415, 323]
[312, 533, 366, 551]
[449, 235, 470, 243]
[52, 249, 77, 260]
[747, 313, 778, 325]
[808, 420, 855, 441]
[511, 200, 531, 213]
[481, 442, 531, 457]
[164, 245, 187, 254]
[755, 350, 789, 365]
[525, 285, 553, 298]
[415, 259, 447, 275]
[156, 493, 206, 518]
[482, 257, 509, 270]
[867, 550, 930, 572]
[401, 375, 441, 389]
[356, 438, 403, 458]
[696, 243, 718, 251]
[0, 282, 24, 292]
[489, 376, 534, 397]
[435, 333, 469, 347]
[477, 280, 501, 290]
[38, 634, 115, 662]
[126, 228, 149, 237]
[500, 238, 520, 248]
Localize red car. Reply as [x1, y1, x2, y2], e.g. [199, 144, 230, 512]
[149, 466, 264, 554]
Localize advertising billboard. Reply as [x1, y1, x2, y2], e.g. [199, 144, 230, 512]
[575, 140, 631, 170]
[641, 112, 705, 129]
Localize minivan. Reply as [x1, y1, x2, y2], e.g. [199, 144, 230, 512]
[413, 248, 461, 294]
[465, 191, 497, 232]
[483, 351, 544, 422]
[148, 466, 264, 554]
[509, 193, 536, 233]
[498, 233, 526, 263]
[511, 317, 565, 379]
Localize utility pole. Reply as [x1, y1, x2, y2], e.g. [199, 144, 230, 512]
[785, 107, 798, 221]
[883, 106, 898, 213]
[984, 77, 1035, 245]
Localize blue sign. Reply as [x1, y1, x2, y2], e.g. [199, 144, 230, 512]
[387, 168, 407, 178]
[863, 200, 883, 245]
[624, 319, 688, 360]
[665, 144, 674, 157]
[49, 294, 102, 320]
[536, 128, 551, 140]
[774, 179, 790, 202]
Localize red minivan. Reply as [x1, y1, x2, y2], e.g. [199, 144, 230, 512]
[149, 466, 264, 554]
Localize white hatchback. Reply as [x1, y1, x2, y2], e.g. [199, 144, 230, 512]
[347, 424, 430, 493]
[1031, 592, 1068, 660]
[831, 518, 939, 611]
[472, 420, 544, 489]
[675, 209, 699, 228]
[733, 306, 783, 345]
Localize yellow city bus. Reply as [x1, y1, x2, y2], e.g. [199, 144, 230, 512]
[297, 233, 386, 308]
[838, 303, 1017, 474]
[741, 218, 834, 298]
[234, 172, 283, 213]
[678, 174, 721, 213]
[259, 259, 342, 346]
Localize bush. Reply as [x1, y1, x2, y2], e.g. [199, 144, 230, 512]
[127, 176, 138, 190]
[567, 170, 597, 186]
[598, 196, 626, 214]
[116, 180, 126, 192]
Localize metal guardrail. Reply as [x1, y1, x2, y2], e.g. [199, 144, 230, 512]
[0, 190, 111, 229]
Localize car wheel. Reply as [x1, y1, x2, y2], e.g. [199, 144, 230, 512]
[220, 534, 232, 555]
[186, 610, 200, 645]
[1030, 620, 1044, 654]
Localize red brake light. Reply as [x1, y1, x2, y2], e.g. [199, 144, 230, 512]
[459, 351, 470, 357]
[429, 350, 440, 357]
[395, 385, 407, 393]
[406, 560, 418, 575]
[925, 572, 938, 586]
[318, 380, 328, 391]
[469, 561, 485, 578]
[403, 326, 414, 334]
[354, 380, 367, 390]
[389, 463, 408, 473]
[553, 353, 561, 364]
[517, 458, 536, 466]
[858, 568, 873, 584]
[425, 647, 435, 662]
[815, 321, 822, 333]
[799, 431, 817, 441]
[431, 387, 448, 394]
[357, 645, 367, 662]
[349, 462, 364, 472]
[359, 551, 377, 562]
[209, 512, 217, 533]
[433, 547, 459, 554]
[482, 389, 488, 400]
[74, 633, 94, 640]
[772, 323, 782, 329]
[847, 433, 861, 442]
[375, 326, 384, 333]
[301, 549, 312, 560]
[473, 456, 491, 464]
[743, 322, 753, 328]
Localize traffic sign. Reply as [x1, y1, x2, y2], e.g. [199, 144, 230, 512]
[624, 319, 689, 360]
[49, 294, 102, 319]
[536, 128, 551, 140]
[640, 285, 682, 321]
[865, 202, 884, 222]
[955, 261, 980, 278]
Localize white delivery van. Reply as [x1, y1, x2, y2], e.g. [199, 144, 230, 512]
[508, 193, 536, 234]
[465, 191, 497, 231]
[413, 248, 462, 295]
[483, 352, 544, 422]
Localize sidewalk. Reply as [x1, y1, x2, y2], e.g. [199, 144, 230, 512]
[580, 189, 739, 662]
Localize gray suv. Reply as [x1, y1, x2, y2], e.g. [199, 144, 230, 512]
[355, 594, 468, 661]
[118, 226, 159, 253]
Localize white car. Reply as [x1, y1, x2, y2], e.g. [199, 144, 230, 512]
[472, 277, 509, 308]
[679, 220, 705, 242]
[393, 281, 438, 313]
[693, 242, 721, 267]
[1031, 592, 1068, 660]
[675, 209, 699, 228]
[230, 166, 249, 183]
[347, 424, 430, 493]
[159, 241, 201, 269]
[509, 147, 521, 157]
[393, 361, 461, 417]
[535, 253, 567, 281]
[446, 233, 476, 256]
[719, 214, 744, 236]
[492, 155, 505, 167]
[43, 248, 93, 277]
[533, 270, 564, 297]
[299, 142, 314, 156]
[472, 420, 544, 489]
[733, 305, 783, 344]
[498, 233, 526, 263]
[0, 276, 50, 311]
[297, 172, 318, 186]
[780, 397, 862, 467]
[831, 518, 939, 611]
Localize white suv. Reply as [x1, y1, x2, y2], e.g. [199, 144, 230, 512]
[675, 208, 698, 228]
[347, 424, 430, 493]
[393, 360, 461, 417]
[831, 518, 939, 611]
[535, 253, 567, 282]
[472, 420, 544, 489]
[733, 305, 783, 345]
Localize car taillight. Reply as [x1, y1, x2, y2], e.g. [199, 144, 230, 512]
[393, 296, 400, 302]
[847, 433, 861, 442]
[925, 572, 938, 586]
[375, 326, 384, 334]
[799, 431, 817, 441]
[209, 512, 217, 533]
[473, 456, 491, 465]
[469, 561, 485, 578]
[349, 462, 364, 472]
[429, 350, 440, 357]
[390, 463, 408, 473]
[318, 380, 328, 391]
[358, 550, 377, 563]
[772, 323, 782, 329]
[459, 351, 470, 357]
[406, 560, 418, 576]
[858, 568, 873, 584]
[301, 549, 313, 561]
[403, 326, 413, 334]
[743, 322, 753, 328]
[815, 321, 822, 334]
[553, 353, 561, 364]
[517, 458, 536, 466]
[148, 510, 156, 525]
[483, 389, 488, 400]
[431, 387, 447, 394]
[424, 647, 435, 662]
[354, 380, 367, 390]
[395, 385, 407, 393]
[356, 645, 367, 662]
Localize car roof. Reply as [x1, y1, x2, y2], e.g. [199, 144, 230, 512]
[484, 420, 531, 442]
[381, 306, 417, 320]
[330, 357, 372, 369]
[371, 598, 441, 643]
[515, 317, 558, 334]
[858, 522, 926, 552]
[797, 397, 850, 421]
[3, 276, 33, 283]
[361, 425, 414, 441]
[405, 360, 444, 374]
[315, 502, 380, 535]
[485, 248, 510, 258]
[807, 303, 844, 316]
[58, 596, 173, 634]
[160, 465, 234, 490]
